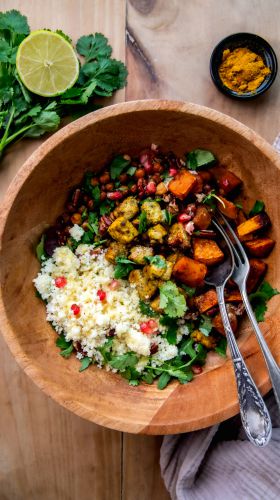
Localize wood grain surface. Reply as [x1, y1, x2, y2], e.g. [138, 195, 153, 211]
[0, 1, 279, 499]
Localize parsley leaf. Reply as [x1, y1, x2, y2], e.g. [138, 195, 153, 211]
[114, 256, 137, 279]
[249, 281, 279, 322]
[186, 149, 216, 170]
[139, 300, 158, 317]
[199, 314, 212, 336]
[139, 211, 148, 234]
[159, 281, 187, 318]
[249, 200, 265, 217]
[109, 155, 131, 180]
[109, 352, 138, 371]
[79, 356, 93, 371]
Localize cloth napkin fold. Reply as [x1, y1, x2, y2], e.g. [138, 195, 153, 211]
[160, 135, 280, 500]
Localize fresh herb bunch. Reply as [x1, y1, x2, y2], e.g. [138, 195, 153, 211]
[0, 10, 127, 158]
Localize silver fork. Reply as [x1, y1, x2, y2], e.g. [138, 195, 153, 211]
[217, 212, 280, 410]
[206, 220, 271, 446]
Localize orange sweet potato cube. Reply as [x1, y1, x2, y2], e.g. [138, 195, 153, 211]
[217, 196, 238, 220]
[195, 289, 218, 313]
[244, 238, 275, 258]
[172, 256, 207, 287]
[168, 169, 197, 200]
[237, 213, 271, 240]
[210, 166, 242, 195]
[193, 238, 224, 266]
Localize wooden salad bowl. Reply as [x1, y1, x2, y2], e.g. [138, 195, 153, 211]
[1, 100, 280, 434]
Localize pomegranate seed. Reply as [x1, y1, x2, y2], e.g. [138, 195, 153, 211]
[169, 168, 178, 176]
[222, 178, 229, 187]
[107, 191, 123, 201]
[147, 319, 158, 330]
[146, 181, 156, 194]
[140, 153, 148, 164]
[140, 322, 150, 334]
[71, 304, 80, 315]
[150, 342, 158, 354]
[184, 221, 195, 235]
[143, 160, 153, 174]
[55, 276, 67, 288]
[107, 328, 116, 337]
[192, 365, 203, 375]
[140, 320, 158, 334]
[109, 279, 119, 290]
[97, 289, 106, 301]
[178, 213, 191, 223]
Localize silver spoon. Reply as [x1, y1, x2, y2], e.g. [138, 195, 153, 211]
[205, 220, 272, 446]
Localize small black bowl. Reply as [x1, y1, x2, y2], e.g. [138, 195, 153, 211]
[210, 32, 278, 99]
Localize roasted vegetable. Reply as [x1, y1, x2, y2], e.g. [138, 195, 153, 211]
[144, 257, 167, 280]
[210, 166, 242, 195]
[247, 259, 267, 292]
[141, 200, 164, 225]
[150, 295, 163, 313]
[167, 222, 191, 249]
[128, 269, 158, 300]
[108, 216, 138, 243]
[193, 238, 224, 266]
[244, 238, 275, 258]
[129, 245, 154, 265]
[161, 261, 174, 281]
[212, 305, 238, 335]
[192, 206, 212, 230]
[105, 241, 127, 263]
[191, 329, 217, 349]
[217, 196, 238, 219]
[168, 169, 197, 200]
[195, 289, 218, 314]
[224, 290, 242, 302]
[237, 213, 271, 240]
[113, 196, 139, 220]
[147, 224, 167, 244]
[172, 256, 207, 287]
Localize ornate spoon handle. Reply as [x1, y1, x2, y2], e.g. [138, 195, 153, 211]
[216, 285, 271, 447]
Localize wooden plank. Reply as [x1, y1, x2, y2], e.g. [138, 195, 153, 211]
[0, 1, 126, 499]
[126, 0, 280, 142]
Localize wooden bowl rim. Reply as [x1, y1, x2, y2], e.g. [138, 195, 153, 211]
[1, 99, 280, 434]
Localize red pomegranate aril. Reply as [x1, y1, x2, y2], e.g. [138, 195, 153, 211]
[150, 342, 159, 355]
[143, 160, 153, 174]
[178, 213, 191, 223]
[109, 279, 119, 290]
[55, 276, 67, 288]
[140, 322, 150, 334]
[87, 199, 94, 209]
[169, 167, 178, 176]
[192, 365, 203, 375]
[97, 289, 106, 301]
[146, 181, 156, 195]
[147, 319, 158, 329]
[130, 184, 138, 194]
[71, 304, 80, 315]
[107, 191, 123, 200]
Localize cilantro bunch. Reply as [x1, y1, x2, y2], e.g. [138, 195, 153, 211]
[0, 10, 127, 159]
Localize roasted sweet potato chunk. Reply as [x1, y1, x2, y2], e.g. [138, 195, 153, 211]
[193, 238, 224, 266]
[224, 290, 242, 302]
[212, 306, 238, 336]
[217, 196, 238, 220]
[193, 206, 212, 230]
[168, 169, 196, 200]
[172, 256, 207, 287]
[195, 289, 218, 313]
[210, 166, 242, 195]
[244, 238, 275, 258]
[237, 213, 271, 240]
[247, 259, 267, 292]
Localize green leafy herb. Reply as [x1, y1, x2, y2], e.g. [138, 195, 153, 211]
[235, 202, 243, 210]
[139, 211, 148, 234]
[215, 338, 227, 357]
[202, 190, 225, 210]
[249, 200, 265, 217]
[36, 234, 46, 262]
[160, 315, 178, 344]
[159, 281, 187, 318]
[56, 335, 74, 358]
[139, 300, 158, 317]
[109, 155, 130, 180]
[163, 209, 174, 226]
[127, 166, 136, 176]
[147, 357, 194, 389]
[157, 372, 171, 390]
[114, 256, 137, 279]
[186, 149, 216, 170]
[98, 338, 113, 363]
[181, 285, 196, 297]
[145, 255, 167, 269]
[249, 281, 279, 322]
[99, 199, 115, 216]
[87, 211, 99, 234]
[179, 338, 207, 365]
[79, 356, 93, 371]
[76, 33, 112, 62]
[142, 371, 155, 384]
[198, 314, 212, 336]
[109, 352, 138, 371]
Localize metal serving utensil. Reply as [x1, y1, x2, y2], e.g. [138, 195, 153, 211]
[206, 220, 271, 446]
[217, 212, 280, 412]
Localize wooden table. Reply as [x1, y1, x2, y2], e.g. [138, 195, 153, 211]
[1, 1, 279, 498]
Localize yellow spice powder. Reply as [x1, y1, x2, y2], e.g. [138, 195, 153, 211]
[218, 47, 271, 93]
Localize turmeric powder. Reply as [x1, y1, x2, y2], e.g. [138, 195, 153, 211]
[218, 47, 271, 93]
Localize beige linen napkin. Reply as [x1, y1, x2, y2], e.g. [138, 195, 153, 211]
[160, 136, 280, 500]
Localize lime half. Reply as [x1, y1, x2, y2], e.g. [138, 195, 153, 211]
[16, 30, 79, 97]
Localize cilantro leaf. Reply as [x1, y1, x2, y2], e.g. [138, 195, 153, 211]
[145, 255, 167, 269]
[87, 211, 99, 234]
[0, 10, 30, 35]
[76, 33, 112, 62]
[159, 281, 187, 318]
[139, 211, 148, 234]
[157, 372, 171, 390]
[114, 256, 137, 279]
[36, 234, 46, 262]
[249, 281, 279, 322]
[181, 285, 196, 297]
[249, 200, 265, 217]
[60, 344, 74, 358]
[199, 314, 212, 336]
[109, 352, 138, 371]
[142, 371, 155, 384]
[186, 149, 216, 170]
[109, 155, 130, 180]
[98, 338, 113, 363]
[160, 315, 178, 344]
[139, 300, 158, 317]
[25, 109, 60, 137]
[79, 356, 93, 371]
[215, 338, 227, 357]
[55, 29, 72, 44]
[56, 335, 73, 358]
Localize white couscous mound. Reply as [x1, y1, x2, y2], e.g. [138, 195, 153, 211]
[34, 245, 178, 372]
